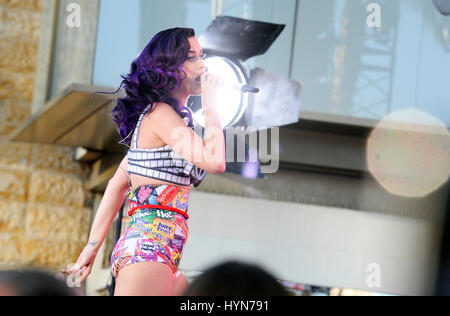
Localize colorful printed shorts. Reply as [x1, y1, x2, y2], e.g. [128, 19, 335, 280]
[111, 184, 190, 280]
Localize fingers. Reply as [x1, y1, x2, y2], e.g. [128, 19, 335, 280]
[200, 72, 206, 85]
[200, 72, 212, 86]
[208, 73, 220, 86]
[61, 263, 91, 284]
[71, 262, 83, 274]
[78, 266, 89, 283]
[60, 247, 96, 285]
[200, 72, 222, 110]
[62, 261, 84, 276]
[201, 72, 221, 86]
[61, 263, 76, 275]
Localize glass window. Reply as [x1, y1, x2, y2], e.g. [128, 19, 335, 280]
[291, 0, 450, 126]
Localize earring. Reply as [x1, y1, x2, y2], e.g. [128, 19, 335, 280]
[168, 77, 176, 89]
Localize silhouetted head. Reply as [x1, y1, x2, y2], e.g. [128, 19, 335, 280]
[0, 269, 79, 296]
[184, 260, 290, 296]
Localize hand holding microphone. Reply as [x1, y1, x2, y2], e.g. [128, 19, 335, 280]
[200, 70, 259, 111]
[200, 72, 222, 111]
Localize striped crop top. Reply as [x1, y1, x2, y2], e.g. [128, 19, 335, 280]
[127, 104, 207, 187]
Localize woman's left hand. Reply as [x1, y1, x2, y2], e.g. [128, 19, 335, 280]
[61, 243, 99, 283]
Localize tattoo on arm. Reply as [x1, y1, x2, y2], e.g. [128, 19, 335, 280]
[88, 241, 99, 247]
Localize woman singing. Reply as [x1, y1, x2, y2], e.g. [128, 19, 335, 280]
[63, 28, 226, 296]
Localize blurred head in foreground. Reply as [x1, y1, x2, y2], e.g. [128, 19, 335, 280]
[0, 269, 80, 296]
[184, 260, 290, 296]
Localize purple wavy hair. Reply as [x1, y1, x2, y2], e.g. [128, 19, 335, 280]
[99, 27, 196, 147]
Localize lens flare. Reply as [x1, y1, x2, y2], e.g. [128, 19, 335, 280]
[366, 109, 450, 197]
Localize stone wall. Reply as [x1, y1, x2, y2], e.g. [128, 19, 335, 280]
[0, 0, 93, 272]
[0, 0, 41, 135]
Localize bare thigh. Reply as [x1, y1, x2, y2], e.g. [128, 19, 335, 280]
[114, 262, 173, 296]
[171, 272, 190, 296]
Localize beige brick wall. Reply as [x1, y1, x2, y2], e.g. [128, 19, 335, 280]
[0, 0, 41, 136]
[0, 142, 93, 270]
[0, 0, 93, 272]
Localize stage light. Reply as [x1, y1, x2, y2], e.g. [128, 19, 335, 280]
[189, 15, 288, 132]
[193, 15, 301, 131]
[187, 16, 301, 179]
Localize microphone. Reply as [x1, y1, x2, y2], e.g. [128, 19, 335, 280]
[229, 82, 260, 93]
[202, 77, 259, 93]
[204, 66, 259, 93]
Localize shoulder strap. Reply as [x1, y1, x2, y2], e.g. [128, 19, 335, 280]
[131, 104, 153, 150]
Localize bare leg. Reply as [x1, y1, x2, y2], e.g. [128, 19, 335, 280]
[114, 261, 173, 296]
[171, 271, 190, 296]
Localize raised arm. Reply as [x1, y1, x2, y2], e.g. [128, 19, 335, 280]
[147, 102, 226, 174]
